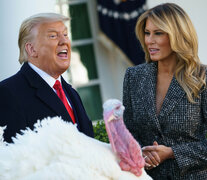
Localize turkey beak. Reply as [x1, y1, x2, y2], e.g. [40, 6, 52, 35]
[108, 114, 115, 122]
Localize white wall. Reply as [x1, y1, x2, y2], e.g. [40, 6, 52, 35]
[147, 0, 207, 65]
[0, 0, 56, 81]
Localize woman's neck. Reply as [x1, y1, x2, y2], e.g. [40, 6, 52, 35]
[157, 55, 177, 76]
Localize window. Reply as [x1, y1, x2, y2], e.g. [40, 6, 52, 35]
[56, 0, 103, 121]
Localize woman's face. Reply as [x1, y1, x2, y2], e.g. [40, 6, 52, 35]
[144, 18, 174, 62]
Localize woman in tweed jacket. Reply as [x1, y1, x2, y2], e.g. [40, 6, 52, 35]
[123, 3, 207, 180]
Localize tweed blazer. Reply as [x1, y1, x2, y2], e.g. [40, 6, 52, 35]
[123, 62, 207, 180]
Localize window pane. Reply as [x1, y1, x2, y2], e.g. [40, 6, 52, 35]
[77, 85, 102, 121]
[71, 44, 98, 85]
[69, 3, 92, 40]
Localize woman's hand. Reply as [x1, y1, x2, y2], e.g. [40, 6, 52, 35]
[142, 141, 174, 169]
[143, 150, 160, 170]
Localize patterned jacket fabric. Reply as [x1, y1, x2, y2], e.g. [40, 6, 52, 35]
[123, 62, 207, 180]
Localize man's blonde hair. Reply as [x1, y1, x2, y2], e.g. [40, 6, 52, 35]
[18, 13, 70, 64]
[135, 3, 206, 103]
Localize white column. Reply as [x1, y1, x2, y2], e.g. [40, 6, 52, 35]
[0, 0, 56, 81]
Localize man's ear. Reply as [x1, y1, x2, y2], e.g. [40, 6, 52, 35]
[25, 43, 38, 58]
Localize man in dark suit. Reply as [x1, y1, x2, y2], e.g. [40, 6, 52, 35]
[0, 13, 94, 143]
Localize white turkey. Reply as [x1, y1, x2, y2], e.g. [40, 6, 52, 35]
[0, 99, 152, 180]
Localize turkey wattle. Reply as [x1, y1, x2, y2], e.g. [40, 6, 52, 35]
[103, 99, 146, 177]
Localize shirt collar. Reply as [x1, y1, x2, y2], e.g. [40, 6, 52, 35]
[28, 62, 61, 89]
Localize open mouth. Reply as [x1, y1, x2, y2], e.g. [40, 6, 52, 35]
[57, 49, 68, 59]
[149, 48, 159, 54]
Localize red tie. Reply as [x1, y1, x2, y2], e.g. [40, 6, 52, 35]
[53, 80, 76, 124]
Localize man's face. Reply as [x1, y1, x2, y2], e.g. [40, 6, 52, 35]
[31, 21, 71, 79]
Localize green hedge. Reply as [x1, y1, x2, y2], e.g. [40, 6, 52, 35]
[93, 120, 109, 143]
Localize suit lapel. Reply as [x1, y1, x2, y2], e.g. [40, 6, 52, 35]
[158, 76, 185, 119]
[36, 87, 71, 121]
[142, 63, 157, 118]
[21, 63, 72, 122]
[141, 63, 163, 133]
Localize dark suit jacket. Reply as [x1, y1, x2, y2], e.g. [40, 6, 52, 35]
[0, 62, 94, 142]
[123, 62, 207, 180]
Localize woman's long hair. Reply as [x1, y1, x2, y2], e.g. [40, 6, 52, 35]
[136, 3, 206, 103]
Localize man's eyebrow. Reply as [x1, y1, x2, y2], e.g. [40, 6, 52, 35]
[47, 27, 68, 33]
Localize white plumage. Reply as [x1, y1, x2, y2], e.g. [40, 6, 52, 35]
[0, 116, 152, 180]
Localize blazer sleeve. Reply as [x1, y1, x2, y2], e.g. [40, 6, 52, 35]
[123, 68, 133, 124]
[172, 86, 207, 175]
[0, 85, 25, 143]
